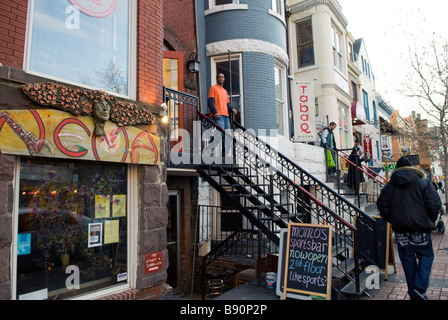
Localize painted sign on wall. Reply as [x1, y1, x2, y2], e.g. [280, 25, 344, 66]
[0, 109, 159, 165]
[145, 251, 163, 274]
[292, 80, 316, 142]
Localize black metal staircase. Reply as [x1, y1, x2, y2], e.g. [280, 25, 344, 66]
[195, 112, 379, 299]
[164, 87, 379, 299]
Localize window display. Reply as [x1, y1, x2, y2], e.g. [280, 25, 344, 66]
[17, 158, 127, 300]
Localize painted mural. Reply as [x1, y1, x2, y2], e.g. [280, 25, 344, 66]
[0, 109, 159, 165]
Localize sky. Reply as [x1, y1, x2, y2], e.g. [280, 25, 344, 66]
[338, 0, 448, 117]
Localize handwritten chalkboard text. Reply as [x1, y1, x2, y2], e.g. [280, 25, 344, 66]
[283, 223, 332, 298]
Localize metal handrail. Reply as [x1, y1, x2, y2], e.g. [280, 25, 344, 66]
[232, 121, 376, 228]
[197, 113, 379, 297]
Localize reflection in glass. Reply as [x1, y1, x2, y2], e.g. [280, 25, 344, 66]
[17, 158, 127, 300]
[29, 0, 129, 96]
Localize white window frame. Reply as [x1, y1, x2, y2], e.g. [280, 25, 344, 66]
[338, 102, 350, 150]
[275, 61, 288, 137]
[331, 25, 345, 73]
[295, 18, 315, 70]
[11, 158, 139, 300]
[269, 0, 285, 22]
[211, 54, 245, 125]
[24, 0, 137, 100]
[205, 0, 248, 15]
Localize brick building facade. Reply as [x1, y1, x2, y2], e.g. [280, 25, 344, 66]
[0, 0, 173, 300]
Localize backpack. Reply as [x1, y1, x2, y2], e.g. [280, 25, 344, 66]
[318, 127, 329, 147]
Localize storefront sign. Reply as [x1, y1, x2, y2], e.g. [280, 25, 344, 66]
[292, 80, 316, 142]
[381, 136, 390, 151]
[0, 109, 160, 165]
[363, 135, 373, 161]
[69, 0, 117, 18]
[145, 251, 163, 274]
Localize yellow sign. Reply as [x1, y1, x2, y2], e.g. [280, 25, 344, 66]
[0, 109, 159, 165]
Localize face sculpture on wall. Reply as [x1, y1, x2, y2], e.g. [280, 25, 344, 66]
[22, 83, 157, 136]
[92, 99, 111, 136]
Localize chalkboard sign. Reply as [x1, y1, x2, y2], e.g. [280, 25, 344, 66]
[282, 223, 332, 299]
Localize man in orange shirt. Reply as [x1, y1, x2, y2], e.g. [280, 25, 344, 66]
[208, 73, 237, 156]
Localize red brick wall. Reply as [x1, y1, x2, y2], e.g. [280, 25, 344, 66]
[137, 0, 164, 105]
[0, 0, 165, 106]
[0, 0, 27, 69]
[163, 0, 197, 94]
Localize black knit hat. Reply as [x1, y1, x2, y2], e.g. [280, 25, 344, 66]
[396, 157, 412, 168]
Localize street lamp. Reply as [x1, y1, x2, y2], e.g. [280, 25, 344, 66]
[187, 52, 200, 73]
[160, 103, 168, 124]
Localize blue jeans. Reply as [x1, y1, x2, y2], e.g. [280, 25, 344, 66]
[213, 115, 231, 155]
[395, 233, 434, 299]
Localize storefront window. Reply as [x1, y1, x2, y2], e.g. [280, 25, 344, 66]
[16, 158, 127, 300]
[27, 0, 130, 96]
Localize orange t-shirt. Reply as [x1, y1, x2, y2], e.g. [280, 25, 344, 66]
[208, 85, 230, 117]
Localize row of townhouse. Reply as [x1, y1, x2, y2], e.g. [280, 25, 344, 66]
[171, 0, 393, 297]
[0, 0, 420, 300]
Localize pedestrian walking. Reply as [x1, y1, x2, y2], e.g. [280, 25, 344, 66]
[376, 156, 442, 300]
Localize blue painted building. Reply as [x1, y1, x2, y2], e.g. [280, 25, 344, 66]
[196, 0, 290, 135]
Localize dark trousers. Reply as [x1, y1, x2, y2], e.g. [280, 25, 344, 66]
[395, 233, 434, 299]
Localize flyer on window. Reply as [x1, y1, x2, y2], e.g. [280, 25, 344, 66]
[95, 195, 110, 219]
[88, 222, 103, 247]
[112, 195, 126, 217]
[104, 219, 120, 244]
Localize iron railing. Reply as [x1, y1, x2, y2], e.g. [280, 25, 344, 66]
[165, 87, 378, 298]
[197, 112, 378, 298]
[326, 146, 387, 206]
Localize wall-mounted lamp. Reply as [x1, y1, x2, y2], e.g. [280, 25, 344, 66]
[187, 52, 200, 73]
[160, 103, 168, 124]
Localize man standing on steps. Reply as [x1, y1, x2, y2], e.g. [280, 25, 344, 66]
[376, 156, 441, 300]
[208, 73, 238, 158]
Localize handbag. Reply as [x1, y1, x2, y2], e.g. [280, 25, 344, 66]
[327, 149, 336, 169]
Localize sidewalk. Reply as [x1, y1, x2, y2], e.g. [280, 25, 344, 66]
[371, 210, 448, 300]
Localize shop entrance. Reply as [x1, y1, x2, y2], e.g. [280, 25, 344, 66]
[167, 190, 181, 291]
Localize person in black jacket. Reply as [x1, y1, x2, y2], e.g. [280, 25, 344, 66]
[377, 156, 441, 300]
[347, 147, 365, 195]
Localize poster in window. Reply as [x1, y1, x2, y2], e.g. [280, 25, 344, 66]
[88, 222, 103, 247]
[17, 233, 31, 255]
[95, 195, 110, 219]
[104, 219, 120, 244]
[112, 195, 126, 217]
